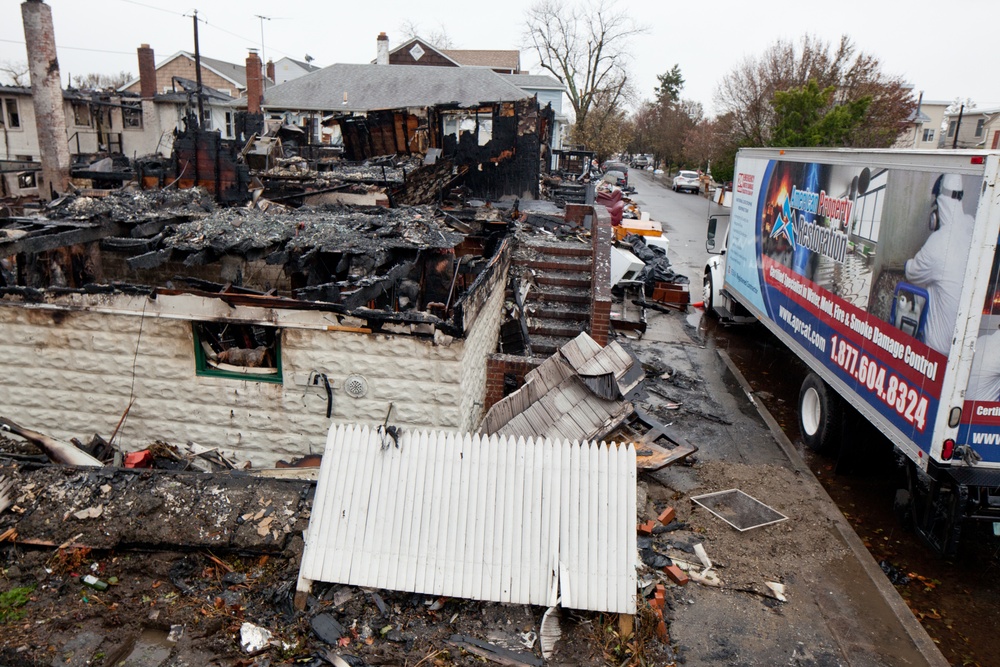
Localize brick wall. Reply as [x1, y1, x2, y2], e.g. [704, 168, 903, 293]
[590, 206, 613, 345]
[483, 353, 543, 414]
[458, 281, 506, 431]
[0, 299, 489, 467]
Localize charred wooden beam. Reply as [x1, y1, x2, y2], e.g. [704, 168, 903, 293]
[0, 221, 128, 256]
[126, 248, 174, 270]
[339, 261, 415, 310]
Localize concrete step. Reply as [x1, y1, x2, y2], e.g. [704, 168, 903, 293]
[525, 285, 591, 305]
[524, 301, 590, 320]
[519, 241, 593, 258]
[528, 334, 579, 357]
[528, 317, 589, 339]
[533, 271, 591, 289]
[520, 257, 593, 273]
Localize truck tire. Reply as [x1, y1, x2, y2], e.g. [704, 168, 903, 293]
[798, 373, 842, 454]
[703, 272, 715, 315]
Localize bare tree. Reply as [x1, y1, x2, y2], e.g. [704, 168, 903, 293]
[572, 81, 636, 159]
[398, 20, 456, 49]
[523, 0, 645, 130]
[715, 35, 914, 148]
[71, 71, 133, 90]
[0, 60, 29, 87]
[682, 116, 730, 173]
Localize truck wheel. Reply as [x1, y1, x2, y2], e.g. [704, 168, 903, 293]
[798, 373, 841, 454]
[703, 272, 715, 315]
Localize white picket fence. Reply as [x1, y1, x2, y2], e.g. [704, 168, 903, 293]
[298, 424, 637, 614]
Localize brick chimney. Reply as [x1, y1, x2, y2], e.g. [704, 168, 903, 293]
[245, 50, 262, 114]
[266, 59, 275, 83]
[137, 43, 156, 99]
[376, 32, 390, 65]
[21, 0, 70, 200]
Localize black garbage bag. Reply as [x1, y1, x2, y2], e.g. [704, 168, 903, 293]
[623, 233, 689, 290]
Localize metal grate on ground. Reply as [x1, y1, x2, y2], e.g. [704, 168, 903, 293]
[297, 424, 637, 614]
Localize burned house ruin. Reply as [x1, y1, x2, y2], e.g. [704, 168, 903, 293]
[0, 189, 511, 465]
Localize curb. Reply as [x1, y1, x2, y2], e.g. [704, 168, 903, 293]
[717, 349, 949, 667]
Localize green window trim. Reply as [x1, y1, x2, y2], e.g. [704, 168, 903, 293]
[192, 322, 283, 384]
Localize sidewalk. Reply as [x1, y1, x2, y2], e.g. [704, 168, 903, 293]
[627, 308, 946, 666]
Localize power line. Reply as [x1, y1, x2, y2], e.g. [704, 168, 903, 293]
[0, 37, 134, 56]
[117, 0, 186, 17]
[199, 17, 296, 60]
[116, 0, 298, 61]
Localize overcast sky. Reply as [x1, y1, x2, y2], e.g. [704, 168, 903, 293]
[1, 0, 995, 116]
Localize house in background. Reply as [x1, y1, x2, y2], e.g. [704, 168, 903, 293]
[252, 61, 534, 149]
[269, 56, 321, 85]
[0, 44, 267, 194]
[119, 47, 269, 99]
[374, 32, 521, 74]
[896, 100, 950, 149]
[942, 105, 1000, 149]
[365, 33, 566, 161]
[0, 84, 161, 165]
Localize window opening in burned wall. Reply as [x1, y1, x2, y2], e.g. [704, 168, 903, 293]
[442, 110, 493, 147]
[193, 321, 282, 383]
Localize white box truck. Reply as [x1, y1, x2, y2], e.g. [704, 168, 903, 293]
[704, 147, 1000, 556]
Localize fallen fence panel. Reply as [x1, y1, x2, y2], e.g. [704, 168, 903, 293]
[298, 424, 637, 613]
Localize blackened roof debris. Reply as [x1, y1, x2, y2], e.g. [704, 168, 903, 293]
[165, 204, 465, 256]
[45, 187, 216, 224]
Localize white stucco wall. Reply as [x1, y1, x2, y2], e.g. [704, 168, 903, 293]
[0, 280, 505, 466]
[0, 93, 38, 160]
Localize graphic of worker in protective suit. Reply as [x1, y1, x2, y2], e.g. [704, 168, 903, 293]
[904, 174, 976, 355]
[968, 326, 1000, 402]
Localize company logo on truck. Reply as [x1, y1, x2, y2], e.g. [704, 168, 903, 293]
[770, 186, 851, 264]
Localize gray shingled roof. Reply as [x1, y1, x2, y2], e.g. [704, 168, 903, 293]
[502, 74, 566, 91]
[261, 63, 531, 112]
[198, 54, 249, 88]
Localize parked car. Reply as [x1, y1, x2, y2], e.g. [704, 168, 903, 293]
[601, 161, 629, 186]
[672, 170, 700, 194]
[632, 154, 652, 168]
[602, 170, 627, 188]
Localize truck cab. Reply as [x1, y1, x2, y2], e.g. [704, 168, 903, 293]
[703, 215, 754, 323]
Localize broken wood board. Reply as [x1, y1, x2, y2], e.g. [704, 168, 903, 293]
[447, 634, 543, 667]
[610, 406, 698, 471]
[634, 438, 697, 471]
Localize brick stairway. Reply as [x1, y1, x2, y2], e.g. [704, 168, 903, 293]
[514, 239, 595, 357]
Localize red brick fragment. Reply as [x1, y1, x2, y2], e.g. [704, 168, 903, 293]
[657, 506, 676, 525]
[637, 521, 656, 535]
[664, 564, 688, 586]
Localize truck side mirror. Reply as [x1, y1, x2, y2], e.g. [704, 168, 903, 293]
[706, 217, 718, 252]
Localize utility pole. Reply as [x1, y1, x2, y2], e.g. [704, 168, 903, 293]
[912, 91, 923, 148]
[193, 9, 204, 129]
[952, 104, 964, 149]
